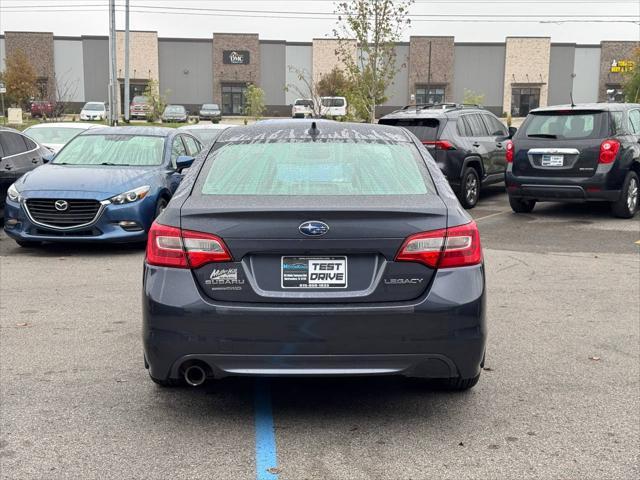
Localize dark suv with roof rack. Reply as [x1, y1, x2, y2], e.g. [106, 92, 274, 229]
[379, 103, 514, 208]
[505, 103, 640, 218]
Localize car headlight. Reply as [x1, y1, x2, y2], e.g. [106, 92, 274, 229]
[109, 185, 151, 205]
[7, 183, 22, 203]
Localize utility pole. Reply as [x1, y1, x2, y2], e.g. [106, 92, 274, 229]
[124, 0, 130, 122]
[426, 41, 432, 104]
[108, 0, 118, 125]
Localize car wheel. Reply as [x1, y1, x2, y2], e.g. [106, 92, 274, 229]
[16, 240, 42, 248]
[459, 167, 480, 209]
[508, 195, 536, 213]
[154, 198, 168, 220]
[611, 170, 639, 219]
[426, 373, 481, 391]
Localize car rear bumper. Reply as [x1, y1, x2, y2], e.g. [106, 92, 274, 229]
[506, 169, 622, 202]
[143, 264, 487, 381]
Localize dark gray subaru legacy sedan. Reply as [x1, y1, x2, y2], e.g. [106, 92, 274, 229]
[142, 120, 486, 390]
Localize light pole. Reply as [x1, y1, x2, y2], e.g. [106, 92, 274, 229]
[108, 0, 118, 125]
[124, 0, 130, 122]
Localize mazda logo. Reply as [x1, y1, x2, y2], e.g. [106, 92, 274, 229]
[299, 221, 329, 236]
[54, 200, 69, 211]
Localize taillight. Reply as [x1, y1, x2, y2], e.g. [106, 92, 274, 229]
[505, 140, 514, 163]
[146, 222, 232, 269]
[599, 139, 620, 164]
[395, 221, 482, 269]
[422, 140, 456, 150]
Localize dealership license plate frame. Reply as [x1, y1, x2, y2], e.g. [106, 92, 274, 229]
[281, 256, 348, 289]
[541, 154, 564, 167]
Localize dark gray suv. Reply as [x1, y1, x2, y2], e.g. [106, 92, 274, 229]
[142, 120, 487, 390]
[0, 127, 49, 216]
[380, 104, 514, 208]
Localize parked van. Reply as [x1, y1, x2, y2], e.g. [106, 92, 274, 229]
[321, 96, 347, 118]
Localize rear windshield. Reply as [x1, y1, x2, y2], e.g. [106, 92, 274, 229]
[378, 118, 440, 141]
[183, 129, 225, 144]
[53, 135, 165, 166]
[321, 98, 345, 107]
[295, 100, 313, 107]
[521, 111, 607, 140]
[199, 141, 431, 196]
[24, 127, 84, 144]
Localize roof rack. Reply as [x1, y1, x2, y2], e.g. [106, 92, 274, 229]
[393, 103, 484, 114]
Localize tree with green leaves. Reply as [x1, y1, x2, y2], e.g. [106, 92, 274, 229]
[623, 47, 640, 103]
[333, 0, 413, 123]
[1, 49, 38, 110]
[317, 67, 352, 97]
[143, 79, 169, 122]
[244, 84, 266, 120]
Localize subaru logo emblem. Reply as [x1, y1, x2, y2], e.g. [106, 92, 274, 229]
[299, 221, 329, 236]
[54, 200, 69, 211]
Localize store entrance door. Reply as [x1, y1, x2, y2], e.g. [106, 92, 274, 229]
[222, 84, 247, 115]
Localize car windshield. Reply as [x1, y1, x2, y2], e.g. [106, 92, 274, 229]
[52, 134, 165, 166]
[295, 100, 313, 107]
[183, 129, 225, 144]
[165, 106, 184, 113]
[378, 118, 440, 141]
[132, 96, 148, 104]
[199, 141, 430, 196]
[202, 104, 219, 110]
[23, 127, 85, 144]
[522, 111, 606, 140]
[83, 103, 104, 111]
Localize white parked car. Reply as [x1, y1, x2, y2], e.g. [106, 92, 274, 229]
[22, 123, 104, 154]
[321, 96, 347, 118]
[177, 123, 236, 145]
[79, 102, 107, 121]
[291, 99, 314, 118]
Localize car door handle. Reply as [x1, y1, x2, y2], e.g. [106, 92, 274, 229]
[32, 158, 39, 163]
[496, 143, 503, 149]
[472, 142, 481, 148]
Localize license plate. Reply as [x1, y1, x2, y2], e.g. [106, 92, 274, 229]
[281, 256, 347, 289]
[541, 154, 564, 167]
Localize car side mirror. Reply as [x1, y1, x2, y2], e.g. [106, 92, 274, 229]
[508, 126, 518, 138]
[175, 155, 195, 171]
[42, 152, 55, 163]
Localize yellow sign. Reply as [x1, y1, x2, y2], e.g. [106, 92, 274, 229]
[610, 59, 635, 73]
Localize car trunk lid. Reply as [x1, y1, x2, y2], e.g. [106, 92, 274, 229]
[180, 195, 448, 303]
[513, 110, 608, 178]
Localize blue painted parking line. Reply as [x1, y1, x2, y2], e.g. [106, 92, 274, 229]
[254, 379, 279, 480]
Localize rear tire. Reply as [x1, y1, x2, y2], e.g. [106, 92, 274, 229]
[148, 371, 181, 388]
[459, 167, 480, 209]
[611, 170, 639, 218]
[508, 195, 536, 213]
[432, 373, 481, 391]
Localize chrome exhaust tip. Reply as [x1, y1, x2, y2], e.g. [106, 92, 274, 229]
[183, 364, 207, 387]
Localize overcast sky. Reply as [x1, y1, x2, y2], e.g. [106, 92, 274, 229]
[1, 0, 639, 43]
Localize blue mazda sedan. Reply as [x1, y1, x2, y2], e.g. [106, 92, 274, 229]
[4, 127, 202, 246]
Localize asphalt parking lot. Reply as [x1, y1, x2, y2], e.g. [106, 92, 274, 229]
[1, 188, 638, 480]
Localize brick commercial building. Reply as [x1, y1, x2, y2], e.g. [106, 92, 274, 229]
[0, 31, 637, 117]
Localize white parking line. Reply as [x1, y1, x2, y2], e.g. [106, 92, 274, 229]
[474, 210, 511, 222]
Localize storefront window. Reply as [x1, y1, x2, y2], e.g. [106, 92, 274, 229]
[222, 84, 247, 115]
[511, 87, 540, 117]
[415, 86, 445, 105]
